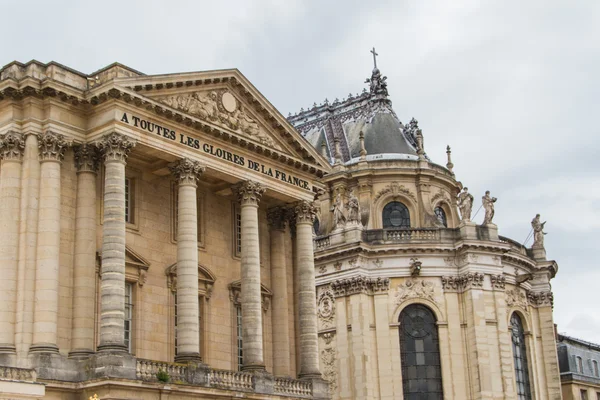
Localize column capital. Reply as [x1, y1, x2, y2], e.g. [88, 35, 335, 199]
[267, 206, 287, 230]
[97, 132, 136, 163]
[169, 158, 205, 186]
[38, 131, 68, 162]
[232, 180, 265, 206]
[295, 200, 317, 224]
[0, 131, 25, 162]
[74, 144, 100, 174]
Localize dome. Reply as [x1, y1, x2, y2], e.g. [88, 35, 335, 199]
[288, 67, 421, 164]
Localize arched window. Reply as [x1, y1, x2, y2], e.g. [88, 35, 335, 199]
[434, 206, 447, 227]
[593, 360, 599, 377]
[399, 304, 443, 399]
[577, 356, 584, 373]
[383, 201, 410, 229]
[511, 313, 532, 400]
[313, 217, 320, 235]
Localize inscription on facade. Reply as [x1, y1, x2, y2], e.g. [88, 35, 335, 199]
[120, 112, 312, 190]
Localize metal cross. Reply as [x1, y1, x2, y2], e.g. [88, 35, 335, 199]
[370, 47, 379, 69]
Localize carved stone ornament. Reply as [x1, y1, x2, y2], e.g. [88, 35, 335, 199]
[490, 274, 506, 290]
[331, 276, 390, 297]
[333, 261, 342, 271]
[73, 144, 100, 173]
[527, 291, 554, 308]
[318, 265, 327, 274]
[0, 131, 25, 161]
[38, 131, 68, 162]
[158, 90, 281, 150]
[321, 332, 335, 345]
[395, 278, 436, 304]
[441, 273, 484, 292]
[320, 347, 338, 393]
[267, 206, 287, 230]
[506, 289, 528, 310]
[441, 276, 460, 292]
[373, 259, 383, 268]
[317, 286, 336, 325]
[169, 158, 205, 186]
[96, 132, 136, 163]
[0, 366, 36, 382]
[373, 182, 417, 204]
[295, 200, 317, 224]
[232, 180, 265, 206]
[431, 188, 452, 208]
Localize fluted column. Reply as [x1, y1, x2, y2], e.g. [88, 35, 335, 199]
[30, 131, 67, 354]
[233, 180, 266, 371]
[0, 132, 25, 354]
[97, 133, 135, 353]
[294, 200, 321, 378]
[268, 206, 291, 376]
[69, 145, 99, 358]
[170, 158, 205, 362]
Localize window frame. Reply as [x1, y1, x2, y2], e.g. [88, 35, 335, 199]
[382, 201, 411, 229]
[232, 203, 242, 258]
[124, 281, 134, 353]
[434, 206, 448, 228]
[511, 313, 533, 400]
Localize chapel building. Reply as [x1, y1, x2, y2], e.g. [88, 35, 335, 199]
[0, 60, 331, 399]
[288, 61, 562, 399]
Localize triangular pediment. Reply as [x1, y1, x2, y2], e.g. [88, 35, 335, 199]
[125, 246, 150, 270]
[111, 69, 330, 170]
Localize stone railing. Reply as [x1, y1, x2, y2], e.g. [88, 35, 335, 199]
[274, 377, 312, 397]
[314, 236, 330, 250]
[0, 366, 36, 382]
[364, 228, 444, 243]
[136, 359, 188, 382]
[208, 369, 254, 391]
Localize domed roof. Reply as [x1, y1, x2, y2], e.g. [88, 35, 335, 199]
[288, 66, 422, 164]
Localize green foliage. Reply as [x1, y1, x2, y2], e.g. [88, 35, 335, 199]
[156, 368, 170, 383]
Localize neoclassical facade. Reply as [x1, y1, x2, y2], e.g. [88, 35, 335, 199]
[288, 63, 562, 399]
[0, 61, 331, 399]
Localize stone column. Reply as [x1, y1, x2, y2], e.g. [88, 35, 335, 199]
[294, 200, 321, 378]
[233, 180, 265, 371]
[170, 158, 205, 362]
[69, 145, 100, 358]
[0, 132, 25, 355]
[97, 133, 135, 353]
[30, 131, 67, 354]
[267, 206, 291, 376]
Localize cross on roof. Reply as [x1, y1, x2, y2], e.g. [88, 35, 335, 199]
[370, 47, 379, 69]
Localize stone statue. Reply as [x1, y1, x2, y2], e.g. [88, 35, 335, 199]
[330, 193, 346, 230]
[345, 190, 360, 224]
[531, 214, 546, 248]
[482, 190, 497, 225]
[457, 187, 474, 222]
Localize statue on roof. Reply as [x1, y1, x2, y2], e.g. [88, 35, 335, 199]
[330, 193, 346, 230]
[364, 47, 389, 96]
[482, 191, 497, 225]
[346, 189, 361, 224]
[457, 187, 474, 222]
[531, 214, 547, 249]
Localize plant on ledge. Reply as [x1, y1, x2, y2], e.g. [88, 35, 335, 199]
[156, 368, 170, 383]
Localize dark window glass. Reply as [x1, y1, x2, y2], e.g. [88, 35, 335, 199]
[511, 313, 532, 400]
[313, 218, 320, 235]
[434, 206, 447, 227]
[399, 304, 443, 399]
[383, 201, 410, 229]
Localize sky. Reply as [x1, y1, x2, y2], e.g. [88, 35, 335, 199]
[1, 0, 599, 343]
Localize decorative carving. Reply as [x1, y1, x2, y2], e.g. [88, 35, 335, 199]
[490, 274, 506, 290]
[0, 366, 36, 382]
[331, 276, 390, 297]
[166, 263, 215, 299]
[506, 289, 528, 310]
[38, 131, 68, 161]
[373, 182, 417, 204]
[138, 269, 147, 287]
[373, 259, 383, 269]
[232, 180, 265, 206]
[228, 282, 272, 309]
[482, 191, 497, 225]
[317, 286, 336, 325]
[262, 296, 271, 312]
[402, 118, 420, 150]
[348, 257, 358, 268]
[320, 347, 337, 393]
[457, 187, 474, 222]
[318, 265, 327, 274]
[0, 131, 25, 161]
[330, 193, 346, 230]
[169, 158, 205, 186]
[527, 291, 554, 308]
[431, 188, 451, 207]
[267, 206, 287, 230]
[345, 189, 361, 224]
[441, 276, 460, 292]
[492, 255, 502, 265]
[295, 200, 317, 224]
[443, 257, 455, 267]
[410, 257, 422, 276]
[441, 273, 484, 292]
[531, 214, 547, 249]
[321, 332, 335, 345]
[97, 132, 136, 163]
[333, 262, 342, 271]
[394, 278, 436, 304]
[158, 90, 280, 149]
[74, 144, 100, 173]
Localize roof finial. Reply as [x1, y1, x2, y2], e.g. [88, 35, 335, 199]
[359, 131, 367, 161]
[370, 47, 379, 70]
[446, 145, 454, 174]
[416, 129, 425, 161]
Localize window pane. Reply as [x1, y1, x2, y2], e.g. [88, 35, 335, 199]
[236, 305, 243, 371]
[434, 206, 447, 227]
[383, 202, 410, 229]
[399, 304, 443, 399]
[124, 283, 133, 353]
[511, 313, 532, 400]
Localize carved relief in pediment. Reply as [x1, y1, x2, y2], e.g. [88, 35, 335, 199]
[157, 90, 281, 150]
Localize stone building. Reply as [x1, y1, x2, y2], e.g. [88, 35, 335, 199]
[0, 57, 563, 400]
[0, 60, 331, 399]
[288, 58, 562, 399]
[557, 334, 600, 399]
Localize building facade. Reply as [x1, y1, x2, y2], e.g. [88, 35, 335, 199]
[557, 335, 600, 400]
[288, 63, 562, 399]
[0, 61, 331, 399]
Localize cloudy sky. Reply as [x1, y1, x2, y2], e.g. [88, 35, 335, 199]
[2, 0, 599, 343]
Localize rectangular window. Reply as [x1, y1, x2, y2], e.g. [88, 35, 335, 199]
[171, 183, 204, 246]
[578, 356, 584, 374]
[125, 178, 133, 224]
[580, 389, 588, 400]
[124, 282, 134, 352]
[233, 204, 242, 257]
[594, 360, 599, 377]
[236, 305, 243, 371]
